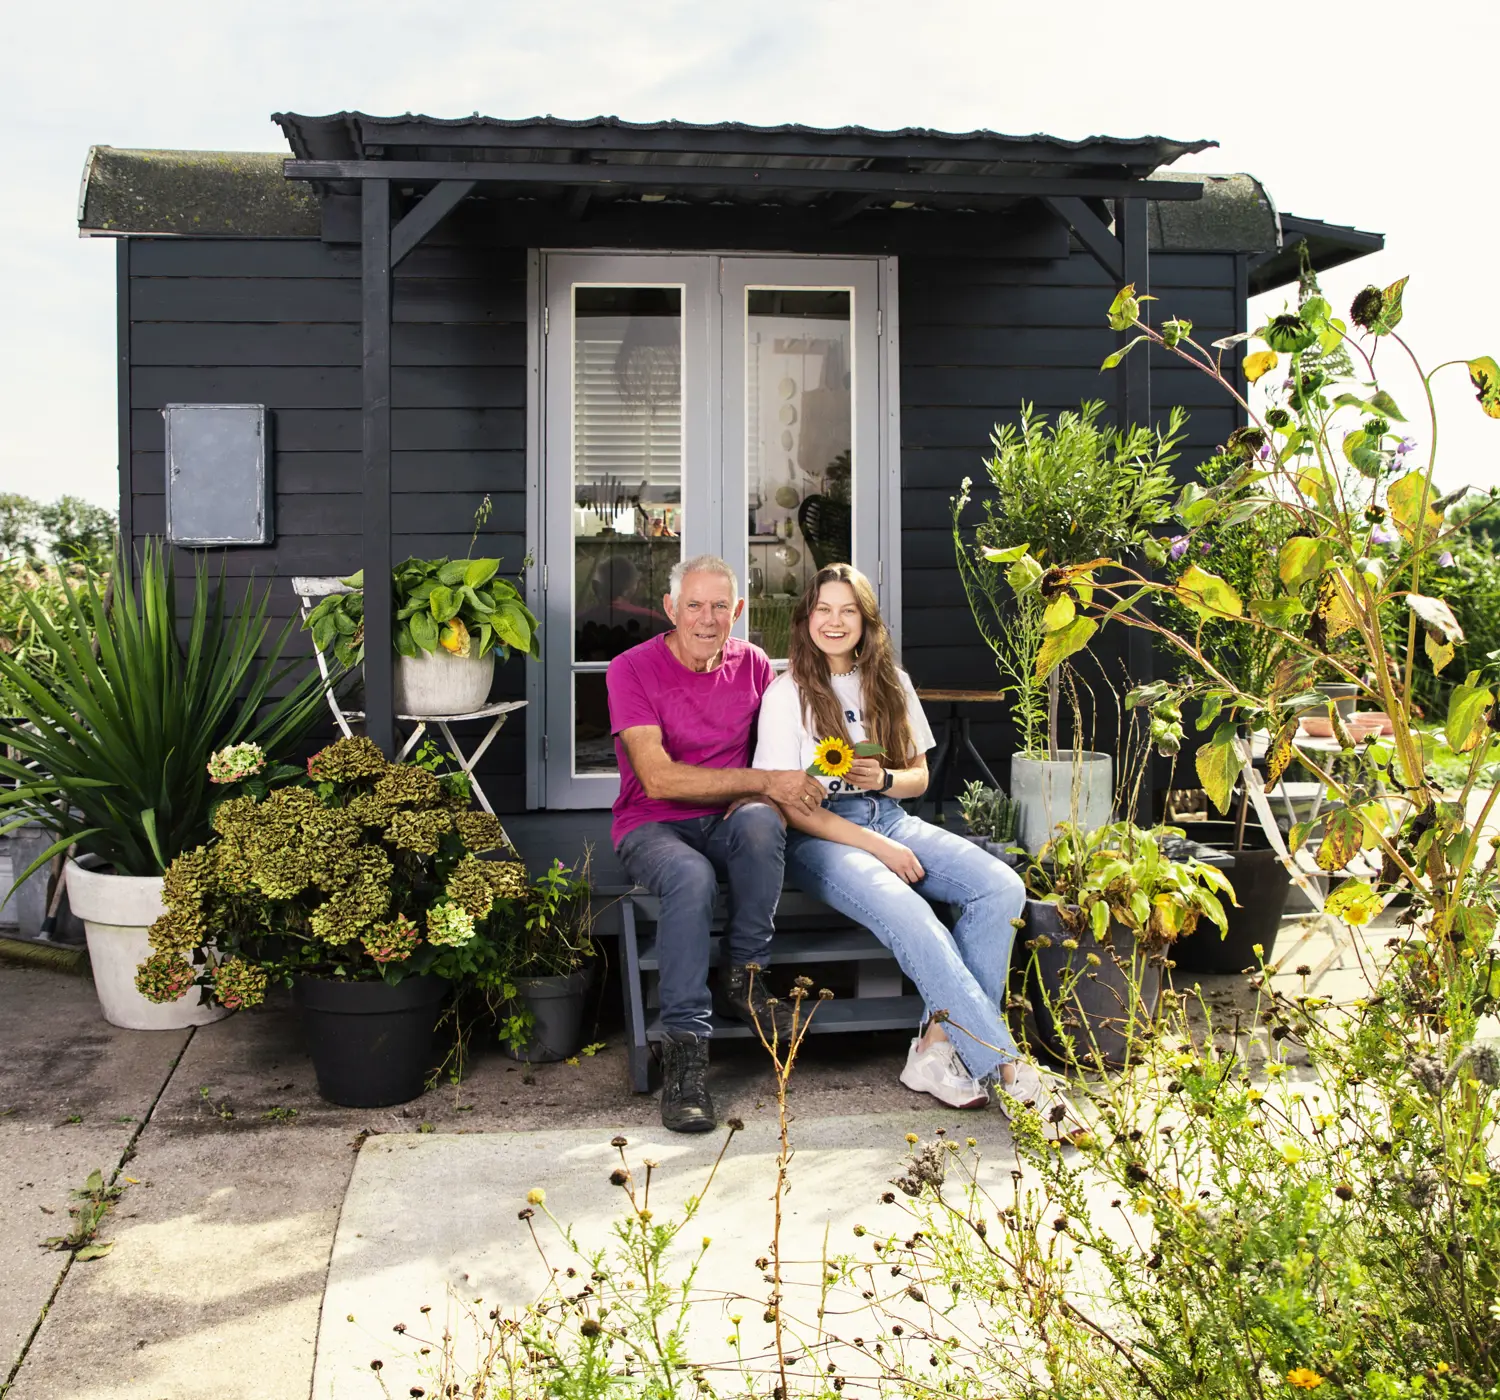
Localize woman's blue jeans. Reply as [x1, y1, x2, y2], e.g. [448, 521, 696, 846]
[786, 794, 1026, 1080]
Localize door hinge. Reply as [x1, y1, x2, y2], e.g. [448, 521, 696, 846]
[877, 307, 883, 338]
[542, 564, 548, 591]
[544, 305, 549, 337]
[542, 734, 549, 759]
[878, 559, 884, 585]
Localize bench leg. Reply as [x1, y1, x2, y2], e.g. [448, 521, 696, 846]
[620, 898, 652, 1093]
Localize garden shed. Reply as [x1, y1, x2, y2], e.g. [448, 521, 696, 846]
[78, 113, 1382, 877]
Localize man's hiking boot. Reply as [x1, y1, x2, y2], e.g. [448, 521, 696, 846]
[723, 964, 798, 1042]
[659, 1031, 715, 1133]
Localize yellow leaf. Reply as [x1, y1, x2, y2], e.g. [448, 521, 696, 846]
[1042, 594, 1076, 631]
[1278, 537, 1330, 589]
[1265, 718, 1299, 791]
[1325, 879, 1382, 926]
[439, 618, 472, 657]
[1173, 564, 1242, 622]
[1243, 350, 1279, 383]
[1466, 357, 1500, 419]
[1386, 471, 1442, 546]
[1426, 631, 1456, 674]
[1034, 616, 1097, 680]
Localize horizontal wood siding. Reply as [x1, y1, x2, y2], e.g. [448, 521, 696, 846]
[897, 250, 1239, 767]
[125, 237, 531, 811]
[123, 228, 1244, 816]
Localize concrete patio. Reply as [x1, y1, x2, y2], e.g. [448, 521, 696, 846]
[0, 910, 1382, 1399]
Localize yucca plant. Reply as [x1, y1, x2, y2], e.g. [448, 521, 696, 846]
[0, 539, 326, 880]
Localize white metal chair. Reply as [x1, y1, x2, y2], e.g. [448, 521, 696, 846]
[293, 576, 526, 817]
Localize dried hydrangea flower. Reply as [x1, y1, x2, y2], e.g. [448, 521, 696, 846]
[206, 742, 266, 785]
[426, 900, 477, 948]
[135, 949, 198, 1003]
[212, 957, 268, 1010]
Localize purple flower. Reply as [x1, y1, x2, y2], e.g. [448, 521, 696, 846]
[1369, 525, 1398, 547]
[1257, 443, 1273, 460]
[1396, 437, 1417, 455]
[1438, 550, 1455, 567]
[1169, 536, 1189, 561]
[1199, 540, 1213, 555]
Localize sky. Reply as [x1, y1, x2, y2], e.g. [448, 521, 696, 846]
[4, 0, 1497, 511]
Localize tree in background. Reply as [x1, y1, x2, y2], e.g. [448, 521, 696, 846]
[0, 493, 115, 571]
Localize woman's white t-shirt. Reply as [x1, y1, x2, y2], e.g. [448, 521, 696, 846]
[752, 667, 936, 796]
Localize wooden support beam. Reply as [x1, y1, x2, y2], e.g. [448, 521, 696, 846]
[1041, 195, 1122, 280]
[362, 179, 395, 757]
[1118, 196, 1154, 749]
[286, 158, 1203, 203]
[390, 179, 475, 266]
[564, 185, 592, 221]
[823, 192, 880, 227]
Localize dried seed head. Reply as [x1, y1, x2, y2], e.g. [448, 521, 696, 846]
[727, 1117, 745, 1131]
[1350, 285, 1385, 330]
[610, 1135, 628, 1148]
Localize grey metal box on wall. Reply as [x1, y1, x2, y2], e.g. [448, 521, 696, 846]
[162, 403, 274, 545]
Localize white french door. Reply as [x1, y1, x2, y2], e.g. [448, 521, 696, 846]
[537, 252, 893, 809]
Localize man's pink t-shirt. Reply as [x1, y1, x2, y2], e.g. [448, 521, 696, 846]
[607, 634, 774, 847]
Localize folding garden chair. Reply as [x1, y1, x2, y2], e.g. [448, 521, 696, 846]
[293, 577, 526, 817]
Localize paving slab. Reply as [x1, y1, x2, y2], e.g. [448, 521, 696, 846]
[5, 1001, 360, 1400]
[0, 968, 188, 1385]
[316, 1109, 1025, 1399]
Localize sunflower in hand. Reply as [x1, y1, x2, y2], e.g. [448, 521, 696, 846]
[810, 736, 856, 779]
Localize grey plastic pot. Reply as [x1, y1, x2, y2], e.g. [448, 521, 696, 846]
[1, 823, 53, 936]
[959, 834, 1023, 868]
[1009, 752, 1113, 856]
[394, 650, 495, 717]
[1022, 899, 1162, 1069]
[503, 970, 591, 1063]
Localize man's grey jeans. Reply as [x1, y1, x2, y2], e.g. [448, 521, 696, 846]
[617, 803, 786, 1039]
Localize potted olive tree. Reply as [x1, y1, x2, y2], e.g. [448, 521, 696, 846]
[953, 401, 1186, 853]
[137, 735, 530, 1106]
[0, 541, 324, 1029]
[1022, 819, 1234, 1067]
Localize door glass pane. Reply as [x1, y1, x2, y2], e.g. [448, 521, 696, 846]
[572, 286, 683, 775]
[744, 289, 852, 661]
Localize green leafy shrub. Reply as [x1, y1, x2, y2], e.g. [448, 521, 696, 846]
[0, 540, 326, 879]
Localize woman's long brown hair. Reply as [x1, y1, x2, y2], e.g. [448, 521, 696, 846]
[787, 564, 917, 767]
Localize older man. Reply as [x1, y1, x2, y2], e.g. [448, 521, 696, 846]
[608, 554, 825, 1132]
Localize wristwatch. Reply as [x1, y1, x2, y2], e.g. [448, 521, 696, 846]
[880, 768, 895, 792]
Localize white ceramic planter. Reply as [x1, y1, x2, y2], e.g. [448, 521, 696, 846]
[1009, 751, 1114, 856]
[394, 650, 495, 717]
[65, 859, 229, 1031]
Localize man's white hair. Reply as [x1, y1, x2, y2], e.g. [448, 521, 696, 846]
[668, 554, 739, 605]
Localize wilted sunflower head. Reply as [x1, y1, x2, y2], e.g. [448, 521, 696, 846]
[1224, 426, 1267, 461]
[1265, 407, 1292, 429]
[1350, 285, 1385, 330]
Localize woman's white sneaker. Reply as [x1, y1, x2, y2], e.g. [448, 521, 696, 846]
[900, 1037, 988, 1109]
[992, 1061, 1088, 1142]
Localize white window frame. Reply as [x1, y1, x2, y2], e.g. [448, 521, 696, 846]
[526, 250, 901, 811]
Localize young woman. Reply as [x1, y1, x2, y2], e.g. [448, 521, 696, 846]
[753, 563, 1074, 1125]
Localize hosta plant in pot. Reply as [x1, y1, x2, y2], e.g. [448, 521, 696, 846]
[303, 502, 541, 721]
[1023, 819, 1234, 1068]
[136, 735, 529, 1106]
[953, 400, 1186, 852]
[493, 858, 595, 1063]
[0, 540, 325, 1030]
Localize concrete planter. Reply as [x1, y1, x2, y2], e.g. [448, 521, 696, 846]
[0, 823, 54, 935]
[65, 858, 229, 1031]
[1009, 751, 1113, 856]
[394, 650, 495, 717]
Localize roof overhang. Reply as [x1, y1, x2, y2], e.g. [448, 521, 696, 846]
[270, 110, 1213, 213]
[1249, 213, 1385, 296]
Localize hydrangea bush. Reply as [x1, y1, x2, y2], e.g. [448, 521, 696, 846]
[135, 735, 528, 1009]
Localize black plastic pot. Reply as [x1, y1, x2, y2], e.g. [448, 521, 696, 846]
[1022, 900, 1162, 1069]
[503, 970, 591, 1063]
[293, 973, 448, 1107]
[1170, 823, 1293, 974]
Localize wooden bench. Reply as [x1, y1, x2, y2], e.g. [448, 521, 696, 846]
[611, 886, 923, 1092]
